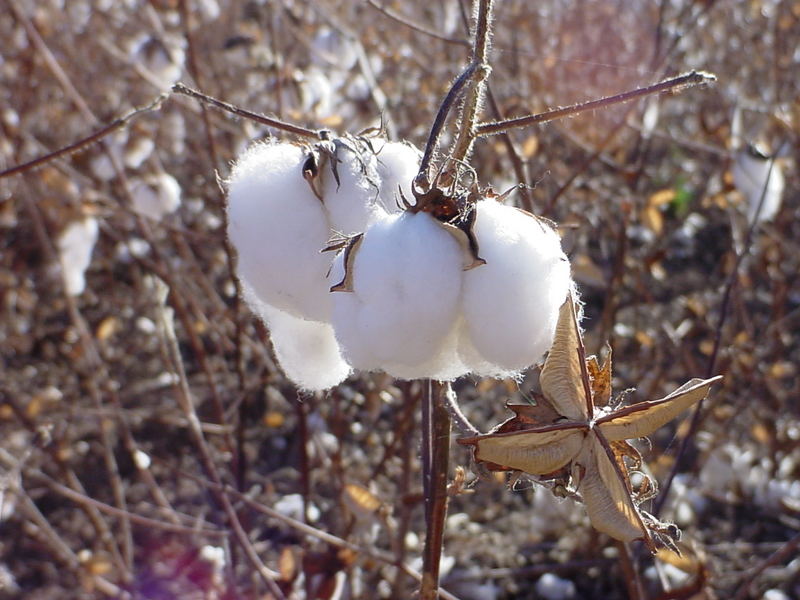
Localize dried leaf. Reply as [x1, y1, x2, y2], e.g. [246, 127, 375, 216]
[343, 483, 382, 520]
[587, 347, 612, 407]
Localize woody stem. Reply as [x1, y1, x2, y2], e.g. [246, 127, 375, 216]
[419, 380, 452, 599]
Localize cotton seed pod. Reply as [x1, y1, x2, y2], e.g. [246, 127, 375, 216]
[242, 284, 351, 391]
[461, 199, 571, 372]
[330, 211, 463, 378]
[227, 141, 333, 322]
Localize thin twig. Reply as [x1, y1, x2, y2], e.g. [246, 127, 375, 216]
[655, 153, 780, 516]
[475, 71, 716, 137]
[155, 284, 286, 598]
[0, 94, 166, 179]
[27, 469, 223, 537]
[616, 540, 644, 600]
[366, 0, 470, 47]
[733, 531, 800, 600]
[442, 383, 479, 436]
[158, 459, 464, 600]
[172, 82, 323, 139]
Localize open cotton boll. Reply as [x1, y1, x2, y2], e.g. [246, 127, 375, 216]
[321, 138, 386, 235]
[374, 140, 422, 212]
[242, 285, 351, 391]
[227, 141, 332, 322]
[130, 173, 182, 220]
[384, 317, 469, 381]
[331, 211, 463, 377]
[58, 217, 99, 296]
[732, 144, 784, 223]
[461, 200, 571, 371]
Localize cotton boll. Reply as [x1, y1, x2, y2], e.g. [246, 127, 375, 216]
[331, 211, 463, 377]
[130, 173, 181, 220]
[461, 200, 571, 372]
[732, 143, 785, 223]
[123, 136, 155, 169]
[321, 137, 386, 235]
[385, 316, 468, 381]
[58, 217, 99, 296]
[242, 285, 350, 391]
[535, 573, 576, 600]
[374, 140, 422, 212]
[227, 141, 333, 322]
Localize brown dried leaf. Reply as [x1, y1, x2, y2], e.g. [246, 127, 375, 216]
[343, 483, 382, 521]
[587, 347, 612, 407]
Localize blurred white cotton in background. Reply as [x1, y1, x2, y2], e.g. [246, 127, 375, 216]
[331, 211, 463, 378]
[57, 217, 99, 296]
[129, 34, 185, 90]
[732, 143, 785, 223]
[535, 573, 576, 600]
[227, 141, 333, 322]
[123, 136, 155, 169]
[130, 172, 182, 220]
[461, 200, 571, 372]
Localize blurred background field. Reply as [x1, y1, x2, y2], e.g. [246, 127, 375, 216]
[0, 0, 798, 598]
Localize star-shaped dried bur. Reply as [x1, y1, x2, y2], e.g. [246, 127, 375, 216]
[459, 293, 722, 551]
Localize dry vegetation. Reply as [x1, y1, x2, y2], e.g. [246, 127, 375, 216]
[1, 0, 799, 598]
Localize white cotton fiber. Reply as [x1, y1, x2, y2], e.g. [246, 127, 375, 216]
[374, 140, 422, 212]
[58, 217, 99, 296]
[242, 285, 351, 391]
[461, 200, 571, 372]
[130, 172, 181, 220]
[227, 141, 333, 322]
[321, 138, 386, 235]
[732, 145, 784, 223]
[331, 211, 464, 378]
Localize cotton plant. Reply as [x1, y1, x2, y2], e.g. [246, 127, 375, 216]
[226, 133, 572, 391]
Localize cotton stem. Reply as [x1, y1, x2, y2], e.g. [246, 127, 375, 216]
[420, 380, 452, 600]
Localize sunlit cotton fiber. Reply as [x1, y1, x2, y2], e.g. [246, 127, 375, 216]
[732, 145, 784, 223]
[460, 200, 571, 372]
[227, 141, 332, 322]
[243, 285, 351, 391]
[331, 211, 463, 378]
[374, 140, 422, 212]
[321, 137, 386, 235]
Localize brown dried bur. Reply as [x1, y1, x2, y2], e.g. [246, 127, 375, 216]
[459, 293, 722, 551]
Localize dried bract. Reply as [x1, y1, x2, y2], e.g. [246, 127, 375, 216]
[459, 293, 722, 550]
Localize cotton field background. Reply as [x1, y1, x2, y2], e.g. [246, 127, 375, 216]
[1, 0, 798, 599]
